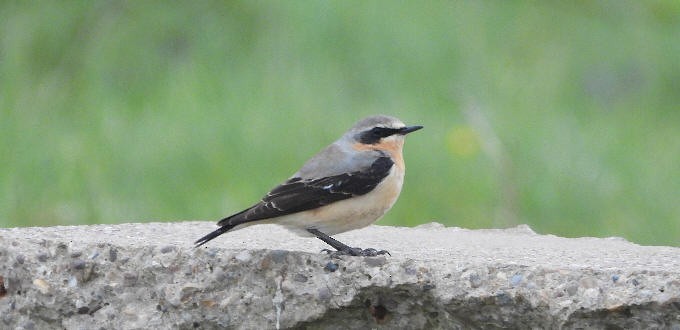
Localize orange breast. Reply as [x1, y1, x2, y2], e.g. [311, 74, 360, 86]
[352, 138, 405, 170]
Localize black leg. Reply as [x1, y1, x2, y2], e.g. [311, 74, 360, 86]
[307, 228, 390, 257]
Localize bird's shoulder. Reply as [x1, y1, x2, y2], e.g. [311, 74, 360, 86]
[271, 155, 394, 198]
[294, 142, 385, 179]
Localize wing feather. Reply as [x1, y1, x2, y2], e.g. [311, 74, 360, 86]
[217, 156, 394, 227]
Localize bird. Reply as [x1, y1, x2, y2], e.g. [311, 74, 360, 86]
[195, 115, 422, 256]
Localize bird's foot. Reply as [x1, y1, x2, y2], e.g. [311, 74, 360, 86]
[322, 247, 390, 257]
[308, 228, 389, 257]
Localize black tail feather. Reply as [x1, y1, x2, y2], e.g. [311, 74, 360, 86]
[194, 224, 237, 248]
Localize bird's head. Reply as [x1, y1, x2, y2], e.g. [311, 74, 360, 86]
[344, 115, 423, 153]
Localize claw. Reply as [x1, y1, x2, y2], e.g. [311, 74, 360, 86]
[359, 248, 390, 256]
[320, 247, 390, 258]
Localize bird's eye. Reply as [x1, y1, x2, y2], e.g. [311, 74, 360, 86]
[358, 127, 394, 144]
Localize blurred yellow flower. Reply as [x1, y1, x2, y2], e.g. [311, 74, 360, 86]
[447, 126, 481, 158]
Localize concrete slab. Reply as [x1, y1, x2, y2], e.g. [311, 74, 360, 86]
[1, 222, 679, 329]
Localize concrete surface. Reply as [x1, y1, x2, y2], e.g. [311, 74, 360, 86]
[1, 222, 679, 329]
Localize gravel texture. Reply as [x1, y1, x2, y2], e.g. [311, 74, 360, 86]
[1, 222, 679, 329]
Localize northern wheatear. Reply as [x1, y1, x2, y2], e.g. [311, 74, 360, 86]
[195, 115, 422, 256]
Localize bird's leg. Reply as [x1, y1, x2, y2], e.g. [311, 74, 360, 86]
[306, 228, 390, 257]
[306, 228, 352, 251]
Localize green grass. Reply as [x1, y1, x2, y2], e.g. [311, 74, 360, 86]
[1, 1, 679, 246]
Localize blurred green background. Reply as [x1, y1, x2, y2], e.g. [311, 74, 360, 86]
[1, 1, 679, 246]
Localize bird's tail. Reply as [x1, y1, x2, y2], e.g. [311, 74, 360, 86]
[194, 224, 237, 248]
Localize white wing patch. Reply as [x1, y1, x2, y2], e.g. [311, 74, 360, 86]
[266, 200, 284, 211]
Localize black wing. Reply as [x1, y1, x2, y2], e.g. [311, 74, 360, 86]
[218, 156, 394, 227]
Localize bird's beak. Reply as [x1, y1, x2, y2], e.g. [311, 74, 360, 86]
[398, 125, 423, 135]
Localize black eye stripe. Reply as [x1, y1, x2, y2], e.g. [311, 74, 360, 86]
[372, 127, 399, 137]
[358, 127, 401, 144]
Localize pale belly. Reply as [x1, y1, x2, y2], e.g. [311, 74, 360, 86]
[275, 166, 404, 236]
